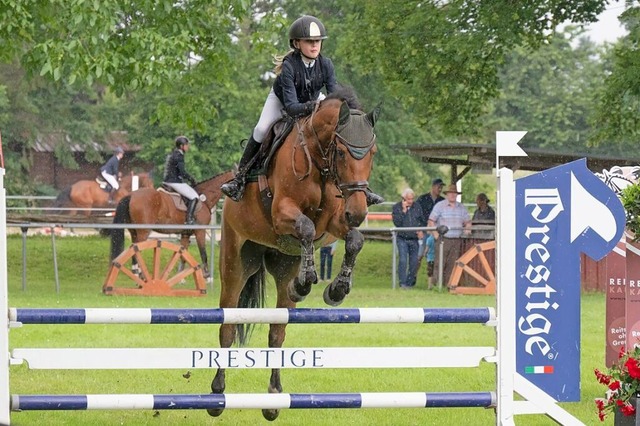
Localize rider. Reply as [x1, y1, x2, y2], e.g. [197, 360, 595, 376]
[221, 15, 383, 206]
[163, 136, 199, 225]
[100, 147, 124, 205]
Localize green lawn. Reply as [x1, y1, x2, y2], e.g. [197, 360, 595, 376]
[6, 235, 608, 425]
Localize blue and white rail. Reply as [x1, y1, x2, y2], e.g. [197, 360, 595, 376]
[11, 392, 496, 411]
[9, 307, 495, 325]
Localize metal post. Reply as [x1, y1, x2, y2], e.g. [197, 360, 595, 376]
[391, 231, 397, 289]
[21, 227, 27, 291]
[0, 168, 10, 425]
[214, 229, 216, 292]
[50, 228, 60, 293]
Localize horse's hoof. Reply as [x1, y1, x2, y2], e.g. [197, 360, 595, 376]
[323, 283, 345, 307]
[287, 280, 306, 303]
[262, 408, 280, 421]
[207, 408, 224, 417]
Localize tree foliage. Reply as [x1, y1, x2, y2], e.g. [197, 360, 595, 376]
[341, 0, 607, 136]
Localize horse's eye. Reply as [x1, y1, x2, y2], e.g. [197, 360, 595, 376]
[337, 150, 346, 159]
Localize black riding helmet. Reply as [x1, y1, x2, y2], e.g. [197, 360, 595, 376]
[288, 15, 327, 49]
[175, 136, 190, 149]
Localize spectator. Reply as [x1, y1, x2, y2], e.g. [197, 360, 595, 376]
[416, 177, 445, 286]
[416, 178, 445, 221]
[320, 241, 338, 282]
[428, 184, 471, 287]
[392, 188, 424, 288]
[421, 233, 436, 289]
[472, 193, 496, 239]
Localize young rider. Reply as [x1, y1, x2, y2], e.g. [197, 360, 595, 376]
[221, 15, 383, 206]
[163, 136, 199, 225]
[100, 147, 124, 205]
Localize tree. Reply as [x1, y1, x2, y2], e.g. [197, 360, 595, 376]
[481, 28, 606, 152]
[340, 0, 608, 136]
[592, 5, 640, 151]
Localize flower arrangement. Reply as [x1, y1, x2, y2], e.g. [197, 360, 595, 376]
[595, 346, 640, 421]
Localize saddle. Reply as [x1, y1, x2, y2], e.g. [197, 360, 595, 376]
[247, 116, 295, 180]
[95, 176, 112, 192]
[158, 185, 205, 213]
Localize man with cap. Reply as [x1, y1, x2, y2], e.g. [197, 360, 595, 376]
[416, 178, 445, 227]
[100, 147, 124, 205]
[428, 183, 471, 287]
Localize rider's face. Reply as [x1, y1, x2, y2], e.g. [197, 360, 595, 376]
[295, 39, 322, 59]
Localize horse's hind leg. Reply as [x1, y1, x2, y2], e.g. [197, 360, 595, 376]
[208, 238, 264, 418]
[263, 250, 300, 421]
[324, 229, 364, 306]
[286, 215, 318, 302]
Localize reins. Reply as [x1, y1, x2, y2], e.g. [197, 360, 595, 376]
[291, 102, 369, 200]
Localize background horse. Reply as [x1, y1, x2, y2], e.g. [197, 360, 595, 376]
[210, 88, 379, 421]
[109, 170, 234, 280]
[54, 173, 154, 215]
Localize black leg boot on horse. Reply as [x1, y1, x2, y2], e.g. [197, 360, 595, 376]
[185, 198, 198, 225]
[365, 188, 384, 206]
[221, 137, 261, 202]
[107, 188, 116, 206]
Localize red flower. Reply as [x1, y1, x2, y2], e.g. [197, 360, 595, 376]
[595, 347, 640, 422]
[621, 403, 636, 417]
[627, 357, 640, 379]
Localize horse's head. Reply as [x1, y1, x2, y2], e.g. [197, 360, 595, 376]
[312, 97, 379, 227]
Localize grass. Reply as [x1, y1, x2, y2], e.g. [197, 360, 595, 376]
[6, 235, 609, 425]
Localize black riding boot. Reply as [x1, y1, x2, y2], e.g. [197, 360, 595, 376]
[185, 198, 198, 225]
[107, 189, 116, 205]
[221, 136, 261, 202]
[365, 188, 384, 206]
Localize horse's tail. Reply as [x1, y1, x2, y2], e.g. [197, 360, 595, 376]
[53, 187, 72, 214]
[234, 263, 266, 346]
[110, 195, 131, 261]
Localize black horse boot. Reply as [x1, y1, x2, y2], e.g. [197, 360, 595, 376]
[365, 188, 384, 206]
[185, 198, 198, 225]
[221, 137, 261, 202]
[107, 189, 116, 205]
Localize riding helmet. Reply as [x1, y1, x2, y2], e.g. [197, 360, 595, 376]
[289, 15, 327, 49]
[175, 136, 190, 148]
[114, 147, 124, 154]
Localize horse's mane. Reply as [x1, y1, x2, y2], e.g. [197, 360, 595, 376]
[195, 169, 235, 186]
[325, 86, 362, 110]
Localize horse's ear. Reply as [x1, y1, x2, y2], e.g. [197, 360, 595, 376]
[366, 103, 382, 127]
[338, 101, 350, 126]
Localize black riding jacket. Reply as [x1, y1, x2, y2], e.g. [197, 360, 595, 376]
[163, 148, 194, 184]
[273, 51, 337, 117]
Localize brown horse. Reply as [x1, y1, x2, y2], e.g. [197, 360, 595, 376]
[54, 173, 154, 215]
[210, 88, 379, 420]
[109, 170, 234, 280]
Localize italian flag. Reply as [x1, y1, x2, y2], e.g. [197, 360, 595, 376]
[525, 365, 554, 374]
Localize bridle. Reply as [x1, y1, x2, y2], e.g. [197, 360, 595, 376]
[291, 103, 372, 200]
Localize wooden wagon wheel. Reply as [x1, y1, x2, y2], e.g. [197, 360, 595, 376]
[103, 239, 207, 297]
[448, 240, 496, 295]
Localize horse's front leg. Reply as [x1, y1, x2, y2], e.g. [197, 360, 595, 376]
[324, 228, 364, 306]
[287, 215, 318, 302]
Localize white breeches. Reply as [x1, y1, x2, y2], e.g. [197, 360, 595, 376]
[101, 171, 119, 190]
[252, 89, 326, 143]
[164, 182, 198, 200]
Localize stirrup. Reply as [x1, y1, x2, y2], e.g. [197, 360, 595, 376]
[221, 177, 246, 202]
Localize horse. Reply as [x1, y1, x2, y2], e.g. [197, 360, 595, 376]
[109, 170, 235, 280]
[209, 88, 379, 421]
[54, 173, 154, 215]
